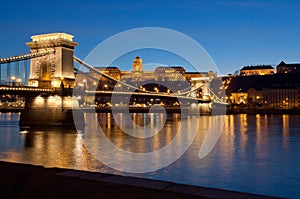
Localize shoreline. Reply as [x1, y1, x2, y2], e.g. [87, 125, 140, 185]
[1, 107, 300, 115]
[0, 161, 283, 199]
[226, 108, 300, 115]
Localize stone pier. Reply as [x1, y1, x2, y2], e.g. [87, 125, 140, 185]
[19, 95, 84, 130]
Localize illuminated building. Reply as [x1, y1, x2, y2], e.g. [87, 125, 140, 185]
[240, 65, 275, 76]
[132, 56, 143, 81]
[277, 61, 300, 74]
[247, 88, 262, 105]
[94, 67, 121, 80]
[229, 92, 248, 104]
[224, 71, 300, 108]
[74, 56, 217, 106]
[263, 88, 300, 108]
[93, 67, 121, 90]
[185, 71, 216, 82]
[154, 66, 185, 81]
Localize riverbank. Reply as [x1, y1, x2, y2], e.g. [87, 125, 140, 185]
[0, 161, 282, 199]
[226, 108, 300, 115]
[2, 107, 300, 115]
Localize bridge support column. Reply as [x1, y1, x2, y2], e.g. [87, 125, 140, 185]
[188, 102, 212, 115]
[20, 95, 84, 130]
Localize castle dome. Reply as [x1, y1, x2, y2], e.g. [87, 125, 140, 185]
[132, 56, 143, 71]
[133, 56, 142, 65]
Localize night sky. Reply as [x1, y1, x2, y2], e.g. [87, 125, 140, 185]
[0, 0, 300, 75]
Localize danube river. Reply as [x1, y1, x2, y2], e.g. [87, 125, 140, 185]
[0, 112, 300, 198]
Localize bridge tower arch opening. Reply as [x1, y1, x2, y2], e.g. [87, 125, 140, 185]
[26, 33, 78, 88]
[40, 60, 51, 81]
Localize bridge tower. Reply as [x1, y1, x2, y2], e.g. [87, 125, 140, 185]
[20, 33, 84, 129]
[190, 77, 211, 99]
[26, 33, 78, 88]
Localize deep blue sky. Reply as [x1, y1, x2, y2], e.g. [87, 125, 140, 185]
[0, 0, 300, 75]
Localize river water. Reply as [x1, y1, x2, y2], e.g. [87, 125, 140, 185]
[0, 112, 299, 198]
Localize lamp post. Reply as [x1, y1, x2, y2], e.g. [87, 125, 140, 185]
[60, 77, 64, 112]
[11, 76, 16, 86]
[104, 84, 108, 90]
[17, 78, 22, 86]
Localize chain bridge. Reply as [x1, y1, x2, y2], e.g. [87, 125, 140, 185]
[0, 33, 226, 128]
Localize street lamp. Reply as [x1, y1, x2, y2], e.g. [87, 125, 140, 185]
[17, 78, 22, 86]
[60, 77, 65, 112]
[104, 84, 108, 90]
[11, 76, 15, 86]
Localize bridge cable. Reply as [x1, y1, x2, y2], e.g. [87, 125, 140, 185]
[73, 56, 204, 96]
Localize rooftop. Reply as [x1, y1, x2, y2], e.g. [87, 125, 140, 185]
[277, 61, 300, 67]
[241, 65, 274, 71]
[31, 33, 74, 42]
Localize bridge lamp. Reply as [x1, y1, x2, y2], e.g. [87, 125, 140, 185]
[17, 78, 22, 86]
[60, 77, 65, 88]
[167, 89, 170, 94]
[11, 76, 16, 86]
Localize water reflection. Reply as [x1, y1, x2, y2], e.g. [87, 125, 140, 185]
[94, 113, 181, 153]
[0, 113, 300, 197]
[0, 125, 99, 171]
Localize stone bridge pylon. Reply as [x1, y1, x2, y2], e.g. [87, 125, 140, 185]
[20, 33, 83, 130]
[26, 33, 77, 89]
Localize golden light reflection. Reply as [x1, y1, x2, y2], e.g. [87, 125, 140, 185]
[256, 114, 261, 134]
[282, 115, 289, 137]
[107, 113, 112, 129]
[281, 115, 290, 150]
[213, 115, 234, 175]
[153, 126, 160, 151]
[229, 114, 235, 137]
[255, 114, 262, 148]
[239, 114, 248, 156]
[264, 114, 268, 132]
[73, 133, 83, 166]
[223, 115, 235, 147]
[240, 114, 248, 133]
